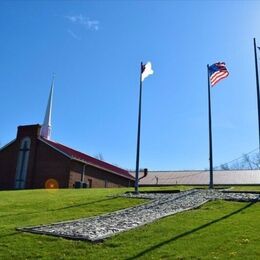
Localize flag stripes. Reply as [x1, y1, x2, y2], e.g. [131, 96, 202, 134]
[208, 62, 229, 86]
[210, 70, 229, 86]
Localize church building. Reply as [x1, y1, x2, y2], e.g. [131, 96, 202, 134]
[0, 80, 134, 190]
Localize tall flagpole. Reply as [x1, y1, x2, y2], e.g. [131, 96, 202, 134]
[254, 38, 260, 152]
[135, 62, 143, 194]
[207, 64, 214, 189]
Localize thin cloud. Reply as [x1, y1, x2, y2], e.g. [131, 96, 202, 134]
[67, 29, 81, 40]
[65, 14, 99, 31]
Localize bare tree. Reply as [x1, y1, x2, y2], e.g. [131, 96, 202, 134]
[242, 154, 253, 170]
[250, 153, 260, 169]
[95, 153, 104, 161]
[220, 164, 230, 170]
[217, 152, 260, 170]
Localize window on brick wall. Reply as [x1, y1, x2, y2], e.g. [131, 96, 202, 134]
[15, 137, 31, 189]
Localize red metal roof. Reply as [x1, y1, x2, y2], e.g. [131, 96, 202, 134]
[40, 138, 134, 180]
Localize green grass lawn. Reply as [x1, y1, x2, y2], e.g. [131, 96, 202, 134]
[0, 186, 259, 259]
[230, 186, 260, 192]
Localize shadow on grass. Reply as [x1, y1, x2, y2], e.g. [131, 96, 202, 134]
[126, 201, 256, 260]
[0, 232, 18, 239]
[50, 197, 119, 211]
[0, 197, 118, 219]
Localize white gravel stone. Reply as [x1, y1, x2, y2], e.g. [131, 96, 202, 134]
[18, 189, 260, 242]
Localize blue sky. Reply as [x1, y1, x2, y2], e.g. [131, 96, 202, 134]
[1, 0, 260, 170]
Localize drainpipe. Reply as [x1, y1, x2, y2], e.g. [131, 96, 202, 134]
[81, 164, 86, 183]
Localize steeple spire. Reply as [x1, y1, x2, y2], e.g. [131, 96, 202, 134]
[40, 75, 55, 140]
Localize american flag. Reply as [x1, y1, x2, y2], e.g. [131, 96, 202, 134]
[208, 62, 229, 86]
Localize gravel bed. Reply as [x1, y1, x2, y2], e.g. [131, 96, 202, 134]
[18, 189, 260, 242]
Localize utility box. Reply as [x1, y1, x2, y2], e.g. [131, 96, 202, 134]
[74, 181, 88, 188]
[75, 181, 82, 188]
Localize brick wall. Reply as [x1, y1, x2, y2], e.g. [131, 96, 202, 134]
[0, 125, 42, 190]
[0, 141, 19, 190]
[69, 161, 134, 188]
[0, 124, 71, 190]
[0, 124, 134, 190]
[32, 140, 71, 189]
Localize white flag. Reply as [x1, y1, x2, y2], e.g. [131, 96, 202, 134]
[141, 62, 154, 81]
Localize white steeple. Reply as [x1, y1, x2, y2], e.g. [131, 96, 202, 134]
[40, 75, 54, 140]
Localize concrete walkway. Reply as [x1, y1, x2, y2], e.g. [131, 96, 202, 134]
[18, 189, 260, 242]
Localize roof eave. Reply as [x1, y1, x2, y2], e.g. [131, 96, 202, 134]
[39, 138, 72, 159]
[71, 157, 135, 181]
[39, 137, 134, 181]
[0, 139, 16, 152]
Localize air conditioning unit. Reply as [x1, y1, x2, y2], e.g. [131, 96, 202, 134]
[74, 181, 88, 188]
